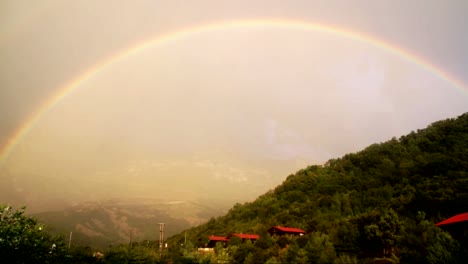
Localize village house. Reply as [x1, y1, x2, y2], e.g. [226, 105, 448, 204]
[199, 233, 259, 252]
[206, 235, 229, 248]
[267, 226, 305, 236]
[201, 226, 305, 251]
[228, 233, 260, 242]
[435, 212, 468, 240]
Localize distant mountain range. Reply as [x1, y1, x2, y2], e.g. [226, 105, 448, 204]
[33, 198, 228, 249]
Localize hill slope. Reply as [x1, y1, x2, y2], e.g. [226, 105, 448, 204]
[168, 113, 468, 263]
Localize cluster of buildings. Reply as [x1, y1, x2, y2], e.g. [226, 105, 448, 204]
[195, 213, 468, 253]
[202, 226, 305, 249]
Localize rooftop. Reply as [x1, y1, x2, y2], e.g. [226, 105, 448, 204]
[230, 233, 259, 240]
[435, 212, 468, 227]
[269, 226, 305, 233]
[208, 235, 228, 241]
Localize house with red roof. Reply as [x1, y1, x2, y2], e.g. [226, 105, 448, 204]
[206, 235, 229, 248]
[228, 233, 260, 242]
[268, 226, 305, 236]
[435, 212, 468, 240]
[435, 212, 468, 227]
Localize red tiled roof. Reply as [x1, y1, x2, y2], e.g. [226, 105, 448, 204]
[435, 213, 468, 227]
[208, 236, 228, 241]
[231, 233, 259, 240]
[270, 226, 305, 233]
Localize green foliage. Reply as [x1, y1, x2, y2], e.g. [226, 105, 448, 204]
[426, 231, 459, 264]
[229, 240, 255, 264]
[0, 205, 67, 264]
[212, 247, 232, 264]
[276, 236, 289, 248]
[282, 241, 301, 263]
[66, 246, 100, 264]
[334, 254, 358, 264]
[305, 232, 336, 264]
[365, 209, 403, 258]
[227, 236, 242, 247]
[104, 243, 162, 264]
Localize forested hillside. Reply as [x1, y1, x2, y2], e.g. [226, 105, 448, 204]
[167, 113, 468, 263]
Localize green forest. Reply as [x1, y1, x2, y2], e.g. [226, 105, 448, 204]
[2, 113, 468, 263]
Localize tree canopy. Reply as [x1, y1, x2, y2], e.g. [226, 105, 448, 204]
[0, 205, 68, 263]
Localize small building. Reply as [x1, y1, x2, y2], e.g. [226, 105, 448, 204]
[206, 235, 229, 248]
[228, 233, 259, 242]
[268, 226, 305, 236]
[435, 212, 468, 240]
[435, 212, 468, 227]
[197, 247, 214, 254]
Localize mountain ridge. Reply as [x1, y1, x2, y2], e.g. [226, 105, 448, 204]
[33, 198, 229, 249]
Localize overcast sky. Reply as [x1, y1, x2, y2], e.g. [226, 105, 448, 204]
[1, 0, 467, 212]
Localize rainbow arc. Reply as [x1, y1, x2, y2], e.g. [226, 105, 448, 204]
[1, 19, 466, 167]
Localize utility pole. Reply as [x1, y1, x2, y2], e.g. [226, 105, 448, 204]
[159, 223, 165, 258]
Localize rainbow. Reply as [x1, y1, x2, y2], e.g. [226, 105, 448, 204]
[1, 18, 467, 167]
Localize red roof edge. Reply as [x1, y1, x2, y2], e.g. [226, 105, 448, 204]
[231, 233, 259, 240]
[269, 226, 305, 233]
[208, 235, 228, 241]
[435, 213, 468, 226]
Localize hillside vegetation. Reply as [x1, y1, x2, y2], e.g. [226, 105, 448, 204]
[167, 113, 468, 263]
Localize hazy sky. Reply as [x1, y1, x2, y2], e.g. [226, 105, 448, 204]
[1, 0, 467, 212]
